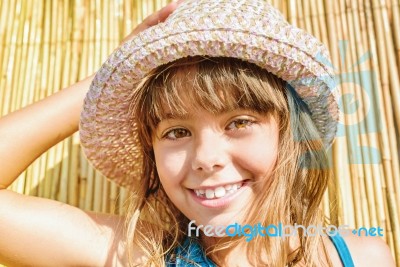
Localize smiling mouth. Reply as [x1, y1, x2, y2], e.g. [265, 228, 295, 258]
[192, 181, 245, 199]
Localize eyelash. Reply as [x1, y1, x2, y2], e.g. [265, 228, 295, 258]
[162, 128, 191, 140]
[226, 118, 255, 131]
[161, 118, 255, 141]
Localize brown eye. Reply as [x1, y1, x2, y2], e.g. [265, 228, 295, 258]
[227, 119, 254, 131]
[234, 120, 250, 129]
[164, 128, 191, 140]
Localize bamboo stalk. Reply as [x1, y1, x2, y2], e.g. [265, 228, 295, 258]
[44, 147, 56, 198]
[47, 0, 57, 95]
[70, 0, 84, 82]
[31, 0, 44, 103]
[9, 0, 25, 114]
[78, 1, 89, 80]
[24, 166, 33, 195]
[123, 0, 133, 37]
[20, 0, 35, 109]
[136, 0, 143, 25]
[79, 149, 89, 210]
[68, 133, 80, 206]
[84, 164, 94, 210]
[295, 0, 305, 29]
[287, 0, 297, 26]
[103, 0, 110, 61]
[93, 0, 102, 70]
[51, 143, 63, 201]
[317, 0, 329, 50]
[59, 140, 70, 203]
[11, 172, 26, 194]
[309, 0, 321, 40]
[38, 0, 51, 100]
[102, 178, 109, 213]
[93, 171, 103, 212]
[31, 158, 41, 196]
[109, 0, 119, 51]
[390, 0, 400, 67]
[87, 0, 95, 73]
[38, 152, 48, 198]
[302, 0, 313, 34]
[119, 186, 128, 215]
[0, 0, 11, 109]
[280, 0, 288, 19]
[110, 182, 118, 214]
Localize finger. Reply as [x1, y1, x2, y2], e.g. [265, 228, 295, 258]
[132, 1, 180, 35]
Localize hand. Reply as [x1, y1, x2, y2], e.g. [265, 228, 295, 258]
[121, 0, 184, 43]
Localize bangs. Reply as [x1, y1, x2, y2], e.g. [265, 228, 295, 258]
[134, 56, 289, 139]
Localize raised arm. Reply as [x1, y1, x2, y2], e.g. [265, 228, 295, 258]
[0, 1, 182, 266]
[0, 75, 92, 189]
[0, 0, 183, 188]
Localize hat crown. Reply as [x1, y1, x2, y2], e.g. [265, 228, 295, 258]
[166, 0, 288, 29]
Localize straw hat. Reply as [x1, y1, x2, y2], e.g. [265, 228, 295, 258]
[80, 0, 339, 188]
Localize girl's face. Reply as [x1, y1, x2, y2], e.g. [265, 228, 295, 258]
[153, 104, 279, 227]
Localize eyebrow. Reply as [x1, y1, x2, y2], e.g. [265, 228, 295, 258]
[160, 107, 260, 122]
[161, 112, 193, 121]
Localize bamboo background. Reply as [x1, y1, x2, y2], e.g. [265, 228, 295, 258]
[0, 0, 399, 265]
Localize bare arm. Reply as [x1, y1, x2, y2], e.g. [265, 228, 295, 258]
[0, 76, 92, 189]
[0, 190, 127, 267]
[0, 1, 182, 266]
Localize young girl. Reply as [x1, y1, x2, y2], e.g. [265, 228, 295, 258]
[0, 0, 395, 266]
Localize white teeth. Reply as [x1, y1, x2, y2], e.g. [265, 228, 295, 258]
[205, 189, 215, 199]
[214, 186, 226, 198]
[194, 181, 244, 199]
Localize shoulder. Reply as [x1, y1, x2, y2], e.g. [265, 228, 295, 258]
[341, 232, 396, 266]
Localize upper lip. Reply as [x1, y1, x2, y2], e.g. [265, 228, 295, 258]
[190, 180, 247, 190]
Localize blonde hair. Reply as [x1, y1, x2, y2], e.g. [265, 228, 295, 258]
[125, 56, 334, 266]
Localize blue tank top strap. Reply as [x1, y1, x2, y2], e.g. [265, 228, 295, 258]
[329, 234, 355, 267]
[166, 237, 217, 266]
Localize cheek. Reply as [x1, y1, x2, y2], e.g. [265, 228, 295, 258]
[154, 145, 188, 186]
[235, 129, 279, 179]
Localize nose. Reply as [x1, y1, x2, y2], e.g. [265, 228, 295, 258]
[191, 130, 229, 173]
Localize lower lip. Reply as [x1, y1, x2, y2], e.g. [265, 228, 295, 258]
[189, 182, 249, 208]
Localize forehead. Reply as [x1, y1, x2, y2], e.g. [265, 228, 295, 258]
[138, 56, 288, 130]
